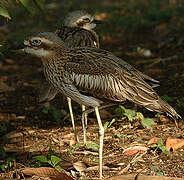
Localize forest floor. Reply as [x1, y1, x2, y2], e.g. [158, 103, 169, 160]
[0, 0, 184, 179]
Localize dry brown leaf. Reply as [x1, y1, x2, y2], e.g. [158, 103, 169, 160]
[57, 152, 73, 170]
[123, 145, 148, 156]
[82, 157, 99, 166]
[105, 174, 184, 180]
[73, 161, 87, 173]
[5, 58, 14, 64]
[0, 113, 16, 121]
[155, 23, 167, 32]
[166, 138, 184, 151]
[147, 137, 161, 145]
[85, 166, 110, 172]
[95, 13, 108, 20]
[21, 167, 74, 180]
[159, 115, 170, 124]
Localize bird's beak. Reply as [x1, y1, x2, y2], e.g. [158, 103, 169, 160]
[9, 43, 25, 52]
[92, 19, 104, 24]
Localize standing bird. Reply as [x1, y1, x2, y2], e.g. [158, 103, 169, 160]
[39, 10, 160, 143]
[23, 32, 180, 178]
[38, 10, 101, 142]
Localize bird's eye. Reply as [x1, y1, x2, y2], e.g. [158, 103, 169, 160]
[31, 39, 42, 47]
[83, 18, 90, 22]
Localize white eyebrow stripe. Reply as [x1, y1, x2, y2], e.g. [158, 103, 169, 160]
[31, 37, 53, 44]
[24, 40, 30, 46]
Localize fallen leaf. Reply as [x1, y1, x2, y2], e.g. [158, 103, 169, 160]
[159, 115, 170, 124]
[95, 13, 108, 20]
[73, 161, 87, 173]
[82, 157, 99, 166]
[123, 145, 148, 156]
[105, 173, 184, 180]
[148, 137, 162, 145]
[165, 138, 184, 151]
[21, 167, 75, 180]
[85, 166, 110, 172]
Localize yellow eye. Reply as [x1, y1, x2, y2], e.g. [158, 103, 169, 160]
[31, 39, 42, 47]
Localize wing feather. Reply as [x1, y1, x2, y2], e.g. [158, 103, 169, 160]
[65, 47, 159, 105]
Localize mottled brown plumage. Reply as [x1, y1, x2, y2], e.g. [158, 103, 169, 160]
[23, 32, 180, 178]
[39, 10, 100, 103]
[25, 32, 180, 119]
[38, 11, 102, 143]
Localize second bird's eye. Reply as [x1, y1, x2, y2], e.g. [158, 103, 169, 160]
[31, 39, 42, 47]
[83, 18, 90, 22]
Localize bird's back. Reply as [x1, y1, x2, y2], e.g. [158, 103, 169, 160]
[55, 26, 99, 48]
[61, 47, 179, 119]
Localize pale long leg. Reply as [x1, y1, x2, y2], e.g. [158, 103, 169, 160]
[81, 105, 87, 144]
[95, 107, 104, 179]
[82, 105, 88, 127]
[81, 103, 115, 144]
[67, 97, 79, 142]
[82, 103, 116, 122]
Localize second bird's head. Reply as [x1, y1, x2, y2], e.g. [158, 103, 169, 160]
[64, 10, 103, 30]
[23, 32, 67, 58]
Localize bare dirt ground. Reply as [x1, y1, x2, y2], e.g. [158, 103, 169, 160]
[0, 1, 184, 179]
[0, 38, 184, 179]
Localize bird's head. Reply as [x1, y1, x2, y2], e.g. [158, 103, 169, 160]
[64, 10, 102, 30]
[23, 32, 67, 58]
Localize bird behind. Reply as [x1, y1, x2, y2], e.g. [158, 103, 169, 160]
[39, 10, 100, 104]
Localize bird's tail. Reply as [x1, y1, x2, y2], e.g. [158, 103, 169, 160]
[157, 97, 181, 119]
[145, 97, 181, 120]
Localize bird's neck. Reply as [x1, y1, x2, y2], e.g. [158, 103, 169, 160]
[41, 47, 68, 63]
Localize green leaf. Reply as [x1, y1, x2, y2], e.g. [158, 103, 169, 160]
[108, 118, 116, 127]
[0, 124, 7, 134]
[34, 161, 41, 168]
[0, 164, 6, 172]
[141, 118, 155, 129]
[55, 165, 62, 170]
[104, 121, 110, 130]
[0, 6, 11, 19]
[104, 118, 116, 130]
[50, 155, 62, 166]
[34, 155, 48, 163]
[86, 141, 99, 152]
[124, 109, 137, 121]
[88, 158, 98, 162]
[156, 171, 165, 176]
[42, 107, 49, 114]
[69, 143, 82, 152]
[18, 0, 33, 14]
[6, 157, 15, 163]
[33, 0, 45, 11]
[48, 144, 54, 157]
[157, 140, 170, 155]
[115, 106, 125, 116]
[0, 145, 6, 156]
[115, 133, 125, 138]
